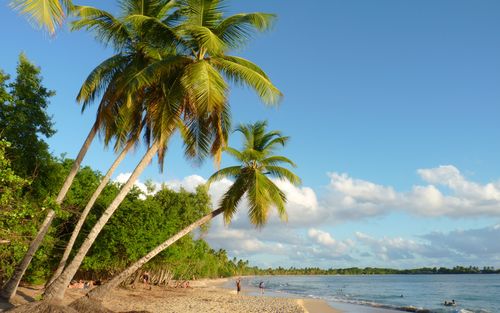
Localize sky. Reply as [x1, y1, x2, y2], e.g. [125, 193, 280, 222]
[1, 0, 500, 269]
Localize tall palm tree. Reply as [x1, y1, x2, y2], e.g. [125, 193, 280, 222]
[70, 121, 300, 307]
[0, 2, 145, 300]
[46, 0, 181, 286]
[1, 1, 179, 301]
[43, 0, 282, 302]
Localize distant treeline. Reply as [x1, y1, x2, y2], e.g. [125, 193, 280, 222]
[252, 266, 500, 275]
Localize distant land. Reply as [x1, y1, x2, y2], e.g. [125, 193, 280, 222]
[253, 266, 500, 275]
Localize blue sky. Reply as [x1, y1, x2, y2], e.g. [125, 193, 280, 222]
[2, 0, 500, 269]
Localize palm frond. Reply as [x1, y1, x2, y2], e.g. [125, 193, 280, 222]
[207, 166, 242, 185]
[180, 60, 228, 113]
[77, 54, 129, 108]
[10, 0, 71, 34]
[261, 155, 297, 167]
[215, 13, 276, 49]
[178, 0, 223, 28]
[265, 165, 301, 186]
[247, 171, 273, 227]
[261, 174, 287, 221]
[218, 174, 248, 224]
[211, 56, 282, 105]
[179, 24, 226, 55]
[71, 5, 131, 50]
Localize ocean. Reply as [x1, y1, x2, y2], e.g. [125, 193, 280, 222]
[236, 274, 499, 313]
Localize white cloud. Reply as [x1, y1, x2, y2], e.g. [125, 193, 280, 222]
[323, 166, 500, 220]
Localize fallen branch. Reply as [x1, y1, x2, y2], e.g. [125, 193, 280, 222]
[0, 239, 10, 244]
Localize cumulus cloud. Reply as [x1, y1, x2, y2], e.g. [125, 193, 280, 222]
[354, 224, 500, 266]
[322, 165, 500, 220]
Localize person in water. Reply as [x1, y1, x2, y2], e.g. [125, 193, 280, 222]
[259, 281, 264, 294]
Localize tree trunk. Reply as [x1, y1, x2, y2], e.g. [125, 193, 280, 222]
[0, 210, 55, 301]
[82, 207, 224, 302]
[47, 140, 134, 287]
[56, 121, 99, 204]
[44, 142, 160, 302]
[0, 122, 99, 301]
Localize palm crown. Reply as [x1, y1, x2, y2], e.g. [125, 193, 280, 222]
[72, 0, 283, 168]
[208, 121, 301, 227]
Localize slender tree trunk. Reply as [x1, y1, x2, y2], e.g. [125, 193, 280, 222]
[80, 207, 224, 302]
[44, 142, 160, 302]
[0, 121, 99, 301]
[0, 210, 55, 301]
[47, 140, 134, 287]
[56, 121, 100, 204]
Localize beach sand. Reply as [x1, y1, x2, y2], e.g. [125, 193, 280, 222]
[3, 279, 342, 313]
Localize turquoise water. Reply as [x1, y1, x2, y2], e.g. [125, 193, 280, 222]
[241, 275, 499, 313]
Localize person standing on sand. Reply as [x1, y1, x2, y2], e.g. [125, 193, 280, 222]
[142, 271, 151, 290]
[236, 278, 241, 294]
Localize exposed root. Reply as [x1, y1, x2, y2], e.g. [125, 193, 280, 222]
[68, 296, 113, 313]
[6, 301, 79, 313]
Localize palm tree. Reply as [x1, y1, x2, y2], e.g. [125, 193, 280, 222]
[1, 2, 178, 301]
[43, 0, 282, 302]
[45, 0, 181, 286]
[70, 121, 300, 306]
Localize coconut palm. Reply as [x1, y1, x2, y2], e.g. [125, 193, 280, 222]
[45, 0, 182, 286]
[70, 121, 300, 306]
[43, 0, 281, 302]
[1, 2, 181, 301]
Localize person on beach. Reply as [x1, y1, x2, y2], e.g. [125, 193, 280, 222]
[142, 271, 151, 290]
[259, 281, 264, 294]
[236, 278, 241, 294]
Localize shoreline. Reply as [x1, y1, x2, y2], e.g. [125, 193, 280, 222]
[2, 279, 340, 313]
[2, 278, 408, 313]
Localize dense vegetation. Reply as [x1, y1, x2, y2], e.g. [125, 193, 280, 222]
[0, 54, 257, 287]
[254, 266, 500, 275]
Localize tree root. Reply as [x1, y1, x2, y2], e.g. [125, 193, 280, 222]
[6, 301, 79, 313]
[68, 296, 113, 313]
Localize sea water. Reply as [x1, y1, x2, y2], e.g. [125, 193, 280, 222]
[240, 274, 499, 313]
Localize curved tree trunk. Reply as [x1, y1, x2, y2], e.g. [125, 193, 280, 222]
[79, 207, 224, 302]
[44, 142, 160, 302]
[47, 140, 134, 287]
[0, 121, 99, 301]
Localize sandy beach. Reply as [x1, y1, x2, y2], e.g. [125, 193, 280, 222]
[2, 279, 341, 313]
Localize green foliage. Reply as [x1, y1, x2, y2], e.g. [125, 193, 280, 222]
[79, 185, 212, 273]
[208, 121, 301, 227]
[0, 139, 31, 283]
[254, 266, 500, 275]
[0, 53, 58, 200]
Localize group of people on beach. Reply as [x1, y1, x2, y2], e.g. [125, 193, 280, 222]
[68, 279, 101, 289]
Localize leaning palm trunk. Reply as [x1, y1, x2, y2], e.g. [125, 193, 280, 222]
[44, 141, 160, 301]
[0, 121, 99, 301]
[0, 210, 55, 301]
[47, 140, 134, 287]
[72, 207, 225, 304]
